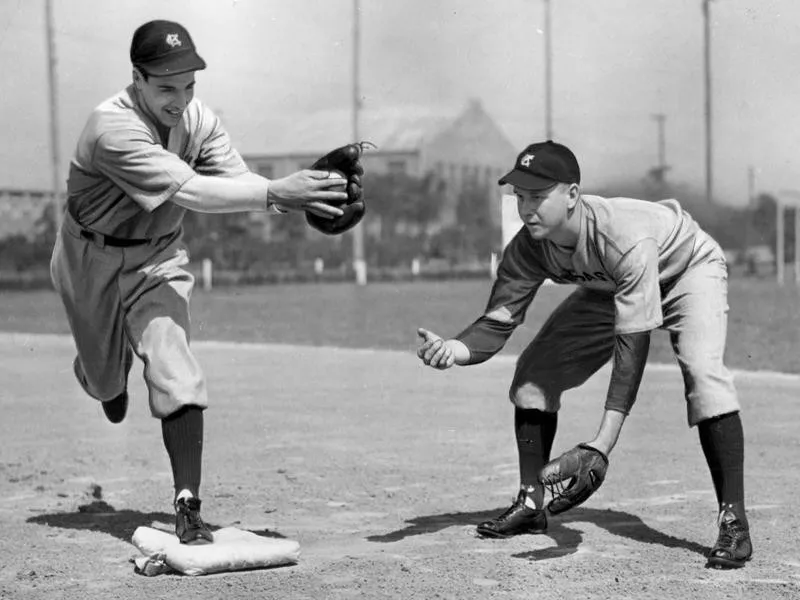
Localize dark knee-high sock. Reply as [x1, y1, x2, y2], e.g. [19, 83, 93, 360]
[697, 411, 747, 527]
[515, 408, 558, 509]
[162, 405, 204, 501]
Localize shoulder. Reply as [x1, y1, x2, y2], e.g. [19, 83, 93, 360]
[181, 96, 222, 137]
[85, 87, 152, 140]
[582, 194, 661, 254]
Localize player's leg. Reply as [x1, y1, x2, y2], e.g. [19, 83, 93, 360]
[476, 288, 616, 538]
[664, 258, 751, 568]
[121, 239, 211, 544]
[50, 216, 133, 422]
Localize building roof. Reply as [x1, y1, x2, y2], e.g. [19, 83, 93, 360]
[240, 104, 470, 157]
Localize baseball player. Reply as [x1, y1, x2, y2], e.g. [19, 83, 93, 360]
[416, 140, 752, 569]
[50, 20, 348, 544]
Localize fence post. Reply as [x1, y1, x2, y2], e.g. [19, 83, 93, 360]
[202, 258, 213, 292]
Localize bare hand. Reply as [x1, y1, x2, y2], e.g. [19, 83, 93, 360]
[417, 327, 455, 370]
[268, 170, 348, 219]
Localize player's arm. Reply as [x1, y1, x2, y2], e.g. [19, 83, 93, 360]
[416, 235, 546, 370]
[585, 330, 651, 455]
[585, 240, 660, 455]
[171, 171, 347, 218]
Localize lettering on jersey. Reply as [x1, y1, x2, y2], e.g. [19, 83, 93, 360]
[520, 153, 535, 167]
[166, 33, 183, 48]
[551, 269, 610, 283]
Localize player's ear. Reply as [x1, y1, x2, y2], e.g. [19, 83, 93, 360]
[132, 68, 145, 88]
[565, 183, 580, 210]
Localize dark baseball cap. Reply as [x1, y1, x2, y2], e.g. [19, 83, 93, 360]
[130, 20, 206, 77]
[498, 140, 581, 190]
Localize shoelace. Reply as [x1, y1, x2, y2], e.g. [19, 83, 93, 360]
[495, 497, 527, 522]
[186, 508, 206, 528]
[715, 521, 745, 553]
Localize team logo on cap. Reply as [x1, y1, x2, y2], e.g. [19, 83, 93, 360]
[165, 33, 182, 48]
[520, 153, 535, 167]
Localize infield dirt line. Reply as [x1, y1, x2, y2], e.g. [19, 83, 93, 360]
[2, 331, 797, 383]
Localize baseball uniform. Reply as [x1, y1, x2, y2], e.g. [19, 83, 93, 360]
[50, 84, 248, 418]
[458, 194, 738, 426]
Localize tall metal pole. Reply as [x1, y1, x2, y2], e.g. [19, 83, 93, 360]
[351, 0, 367, 285]
[45, 0, 63, 228]
[777, 198, 784, 286]
[543, 0, 553, 139]
[702, 0, 713, 204]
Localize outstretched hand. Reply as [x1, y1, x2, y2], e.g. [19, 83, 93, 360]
[268, 170, 348, 219]
[416, 327, 456, 370]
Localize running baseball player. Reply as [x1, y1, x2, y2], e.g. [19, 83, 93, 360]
[416, 140, 752, 569]
[50, 20, 351, 545]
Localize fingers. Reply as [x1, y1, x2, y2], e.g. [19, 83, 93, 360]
[417, 337, 455, 370]
[417, 327, 436, 341]
[305, 201, 344, 219]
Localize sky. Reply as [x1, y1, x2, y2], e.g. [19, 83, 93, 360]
[1, 0, 798, 207]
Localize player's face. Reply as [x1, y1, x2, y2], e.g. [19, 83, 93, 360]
[515, 184, 573, 240]
[133, 70, 196, 129]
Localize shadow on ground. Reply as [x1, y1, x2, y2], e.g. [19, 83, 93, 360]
[26, 500, 287, 544]
[367, 506, 708, 561]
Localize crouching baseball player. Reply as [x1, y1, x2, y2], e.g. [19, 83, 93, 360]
[416, 140, 752, 569]
[50, 20, 358, 545]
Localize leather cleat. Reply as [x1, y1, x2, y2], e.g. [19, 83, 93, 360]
[175, 497, 214, 545]
[102, 391, 128, 424]
[477, 490, 548, 538]
[706, 510, 752, 569]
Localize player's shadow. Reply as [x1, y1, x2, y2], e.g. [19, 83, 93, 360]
[26, 500, 287, 543]
[367, 506, 708, 561]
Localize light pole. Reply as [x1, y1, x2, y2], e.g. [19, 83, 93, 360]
[702, 0, 714, 204]
[45, 0, 63, 228]
[351, 0, 367, 285]
[543, 0, 553, 139]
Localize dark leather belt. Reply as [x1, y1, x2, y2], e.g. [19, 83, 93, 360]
[68, 201, 163, 247]
[78, 229, 153, 247]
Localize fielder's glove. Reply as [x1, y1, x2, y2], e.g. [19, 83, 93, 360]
[539, 443, 609, 515]
[306, 141, 374, 235]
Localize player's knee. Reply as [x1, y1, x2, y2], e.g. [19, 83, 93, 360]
[509, 383, 549, 410]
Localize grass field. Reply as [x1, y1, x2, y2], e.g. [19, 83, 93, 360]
[2, 276, 799, 372]
[1, 278, 799, 599]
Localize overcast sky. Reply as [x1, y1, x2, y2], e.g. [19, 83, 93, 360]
[1, 0, 798, 207]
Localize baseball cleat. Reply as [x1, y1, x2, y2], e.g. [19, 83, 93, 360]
[706, 510, 752, 569]
[175, 497, 214, 545]
[476, 490, 548, 538]
[102, 391, 129, 424]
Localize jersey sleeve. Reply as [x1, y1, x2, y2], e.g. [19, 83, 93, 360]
[611, 238, 663, 334]
[484, 232, 550, 325]
[454, 238, 546, 362]
[92, 128, 197, 213]
[193, 106, 250, 177]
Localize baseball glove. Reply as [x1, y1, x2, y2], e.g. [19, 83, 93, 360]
[306, 141, 374, 235]
[539, 443, 609, 515]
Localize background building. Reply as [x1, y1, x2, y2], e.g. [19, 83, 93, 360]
[241, 99, 517, 237]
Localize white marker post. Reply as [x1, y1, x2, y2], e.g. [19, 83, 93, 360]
[201, 258, 213, 292]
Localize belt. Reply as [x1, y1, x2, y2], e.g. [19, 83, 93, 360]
[78, 229, 153, 247]
[68, 201, 163, 248]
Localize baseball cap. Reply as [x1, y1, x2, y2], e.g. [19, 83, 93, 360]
[498, 140, 581, 190]
[130, 20, 206, 77]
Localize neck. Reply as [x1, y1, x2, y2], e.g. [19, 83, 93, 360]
[549, 198, 583, 248]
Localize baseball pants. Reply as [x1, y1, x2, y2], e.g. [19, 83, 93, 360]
[510, 258, 739, 426]
[50, 210, 207, 418]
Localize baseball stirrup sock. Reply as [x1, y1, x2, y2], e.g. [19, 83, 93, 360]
[161, 405, 204, 499]
[698, 411, 747, 526]
[515, 408, 558, 496]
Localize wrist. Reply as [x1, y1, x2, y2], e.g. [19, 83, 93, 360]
[583, 440, 611, 457]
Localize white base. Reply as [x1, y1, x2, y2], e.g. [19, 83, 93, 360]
[131, 526, 300, 576]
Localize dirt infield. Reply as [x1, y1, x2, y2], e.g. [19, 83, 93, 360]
[1, 333, 798, 599]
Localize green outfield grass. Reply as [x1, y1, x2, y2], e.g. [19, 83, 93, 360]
[0, 276, 797, 372]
